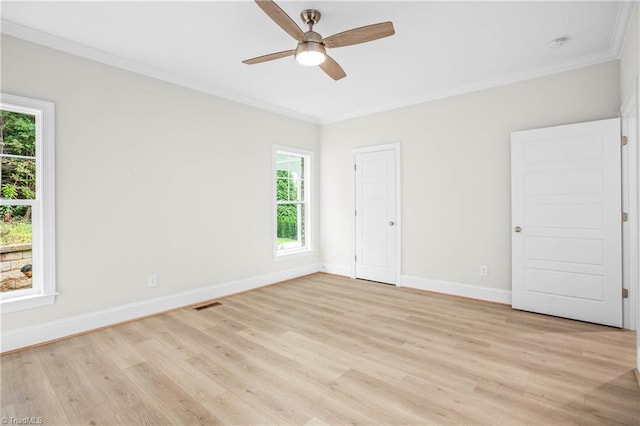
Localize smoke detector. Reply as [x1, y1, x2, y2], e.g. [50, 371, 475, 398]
[548, 37, 569, 49]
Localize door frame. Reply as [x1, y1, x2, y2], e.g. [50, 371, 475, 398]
[351, 143, 402, 285]
[621, 79, 639, 331]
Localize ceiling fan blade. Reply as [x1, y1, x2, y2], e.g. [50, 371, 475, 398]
[243, 49, 295, 65]
[323, 22, 395, 49]
[255, 0, 307, 43]
[319, 55, 346, 81]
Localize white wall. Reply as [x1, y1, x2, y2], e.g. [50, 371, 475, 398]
[619, 1, 640, 374]
[621, 4, 638, 102]
[618, 2, 640, 372]
[637, 3, 640, 374]
[320, 61, 621, 296]
[0, 35, 320, 333]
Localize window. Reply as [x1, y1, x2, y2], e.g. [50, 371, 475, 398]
[1, 93, 55, 313]
[274, 147, 312, 256]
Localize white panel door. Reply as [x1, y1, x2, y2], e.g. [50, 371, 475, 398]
[511, 118, 622, 327]
[355, 149, 397, 284]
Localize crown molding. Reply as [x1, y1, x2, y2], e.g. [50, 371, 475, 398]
[0, 19, 320, 125]
[611, 1, 636, 58]
[320, 51, 619, 124]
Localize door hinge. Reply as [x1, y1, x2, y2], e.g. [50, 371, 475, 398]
[623, 212, 628, 222]
[354, 164, 357, 171]
[622, 135, 628, 146]
[355, 209, 357, 216]
[355, 255, 357, 262]
[622, 288, 629, 299]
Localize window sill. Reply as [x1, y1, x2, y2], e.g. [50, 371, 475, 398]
[1, 292, 57, 314]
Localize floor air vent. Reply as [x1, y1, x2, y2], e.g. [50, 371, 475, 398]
[193, 301, 222, 311]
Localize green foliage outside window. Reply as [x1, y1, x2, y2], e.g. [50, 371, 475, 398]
[277, 169, 299, 240]
[1, 110, 35, 243]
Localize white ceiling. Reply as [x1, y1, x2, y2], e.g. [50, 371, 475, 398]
[1, 1, 634, 123]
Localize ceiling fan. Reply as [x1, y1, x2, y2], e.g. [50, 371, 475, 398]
[243, 0, 395, 80]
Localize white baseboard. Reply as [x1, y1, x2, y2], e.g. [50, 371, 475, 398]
[320, 263, 351, 277]
[400, 275, 512, 305]
[1, 263, 321, 353]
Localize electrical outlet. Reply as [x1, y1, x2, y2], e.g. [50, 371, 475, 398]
[148, 274, 158, 288]
[480, 265, 489, 277]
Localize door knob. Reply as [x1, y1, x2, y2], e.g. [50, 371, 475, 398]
[389, 221, 395, 226]
[514, 226, 522, 233]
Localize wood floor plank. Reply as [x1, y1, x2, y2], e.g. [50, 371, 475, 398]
[135, 337, 228, 400]
[205, 328, 379, 425]
[63, 337, 173, 425]
[34, 339, 129, 424]
[185, 352, 313, 424]
[86, 327, 147, 370]
[199, 391, 274, 425]
[2, 272, 639, 425]
[123, 361, 221, 425]
[0, 348, 69, 425]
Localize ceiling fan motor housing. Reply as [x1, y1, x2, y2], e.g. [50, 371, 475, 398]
[304, 30, 323, 43]
[295, 30, 326, 66]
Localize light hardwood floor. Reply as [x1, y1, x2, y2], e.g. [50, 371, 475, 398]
[2, 273, 639, 425]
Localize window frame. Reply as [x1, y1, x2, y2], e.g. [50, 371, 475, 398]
[273, 145, 313, 259]
[1, 93, 56, 313]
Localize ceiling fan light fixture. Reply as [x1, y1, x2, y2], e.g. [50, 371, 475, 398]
[295, 41, 326, 66]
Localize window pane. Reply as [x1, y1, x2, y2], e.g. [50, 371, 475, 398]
[277, 154, 305, 203]
[1, 94, 55, 311]
[0, 211, 33, 293]
[1, 156, 36, 200]
[277, 203, 305, 250]
[292, 178, 303, 201]
[0, 111, 36, 157]
[275, 149, 309, 255]
[1, 110, 36, 201]
[289, 156, 303, 177]
[276, 172, 290, 201]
